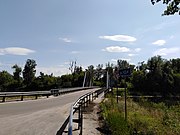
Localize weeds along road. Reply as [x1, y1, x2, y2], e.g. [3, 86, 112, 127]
[0, 88, 99, 135]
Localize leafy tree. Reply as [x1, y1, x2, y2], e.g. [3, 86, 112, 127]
[173, 73, 180, 95]
[131, 70, 147, 94]
[86, 65, 94, 87]
[31, 72, 58, 90]
[117, 60, 129, 70]
[93, 64, 104, 86]
[106, 62, 114, 87]
[23, 59, 37, 87]
[61, 74, 73, 87]
[0, 71, 14, 91]
[151, 0, 180, 15]
[161, 61, 174, 96]
[94, 64, 103, 80]
[171, 58, 180, 73]
[12, 64, 22, 83]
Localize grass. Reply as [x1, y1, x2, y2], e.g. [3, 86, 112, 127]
[100, 94, 180, 135]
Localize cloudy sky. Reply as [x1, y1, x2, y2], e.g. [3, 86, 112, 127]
[0, 0, 180, 76]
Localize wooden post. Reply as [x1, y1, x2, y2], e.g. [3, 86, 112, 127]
[116, 87, 118, 103]
[124, 83, 127, 121]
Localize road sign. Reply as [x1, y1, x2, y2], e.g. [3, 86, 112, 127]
[119, 68, 131, 77]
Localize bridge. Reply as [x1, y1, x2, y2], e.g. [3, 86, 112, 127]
[0, 88, 100, 135]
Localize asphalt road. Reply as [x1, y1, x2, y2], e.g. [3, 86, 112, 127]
[0, 88, 99, 135]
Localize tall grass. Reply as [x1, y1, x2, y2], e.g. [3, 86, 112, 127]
[100, 94, 180, 135]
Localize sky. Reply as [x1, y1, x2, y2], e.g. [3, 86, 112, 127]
[0, 0, 180, 76]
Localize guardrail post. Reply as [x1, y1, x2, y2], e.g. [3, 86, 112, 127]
[77, 106, 80, 130]
[86, 96, 88, 107]
[68, 105, 73, 135]
[80, 105, 83, 135]
[83, 98, 85, 110]
[2, 96, 5, 102]
[88, 94, 90, 104]
[35, 95, 38, 99]
[21, 95, 23, 101]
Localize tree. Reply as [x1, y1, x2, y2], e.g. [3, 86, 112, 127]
[86, 65, 94, 87]
[94, 64, 103, 81]
[12, 64, 22, 82]
[32, 72, 58, 90]
[23, 59, 37, 87]
[171, 58, 180, 73]
[0, 71, 14, 91]
[151, 0, 180, 15]
[61, 74, 73, 87]
[106, 62, 114, 87]
[117, 60, 129, 70]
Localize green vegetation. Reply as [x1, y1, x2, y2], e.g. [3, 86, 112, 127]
[101, 94, 180, 135]
[0, 59, 96, 92]
[151, 0, 180, 15]
[1, 56, 180, 98]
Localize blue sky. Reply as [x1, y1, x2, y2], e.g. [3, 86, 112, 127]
[0, 0, 180, 76]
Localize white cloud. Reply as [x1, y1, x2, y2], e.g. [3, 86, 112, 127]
[102, 46, 130, 53]
[36, 65, 70, 77]
[111, 59, 117, 62]
[169, 35, 174, 39]
[71, 51, 79, 54]
[64, 61, 69, 65]
[0, 47, 35, 55]
[128, 53, 137, 57]
[59, 38, 72, 43]
[134, 48, 141, 52]
[152, 40, 166, 46]
[153, 47, 180, 56]
[99, 35, 137, 42]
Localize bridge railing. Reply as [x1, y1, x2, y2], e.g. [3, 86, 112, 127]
[0, 87, 95, 102]
[56, 88, 106, 135]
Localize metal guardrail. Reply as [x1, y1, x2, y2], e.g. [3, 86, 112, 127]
[0, 87, 95, 102]
[56, 88, 106, 135]
[0, 91, 51, 102]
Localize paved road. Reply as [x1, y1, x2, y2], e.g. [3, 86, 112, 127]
[0, 88, 99, 135]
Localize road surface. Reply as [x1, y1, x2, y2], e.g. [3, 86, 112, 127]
[0, 88, 99, 135]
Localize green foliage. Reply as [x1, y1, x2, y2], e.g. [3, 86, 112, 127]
[100, 97, 131, 135]
[12, 64, 22, 82]
[23, 59, 37, 87]
[0, 71, 14, 91]
[2, 56, 180, 95]
[101, 97, 180, 135]
[151, 0, 180, 15]
[131, 56, 180, 96]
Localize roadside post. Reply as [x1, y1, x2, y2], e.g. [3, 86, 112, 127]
[116, 86, 118, 103]
[119, 68, 131, 121]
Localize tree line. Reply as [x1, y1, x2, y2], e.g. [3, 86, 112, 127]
[0, 56, 180, 97]
[0, 59, 102, 92]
